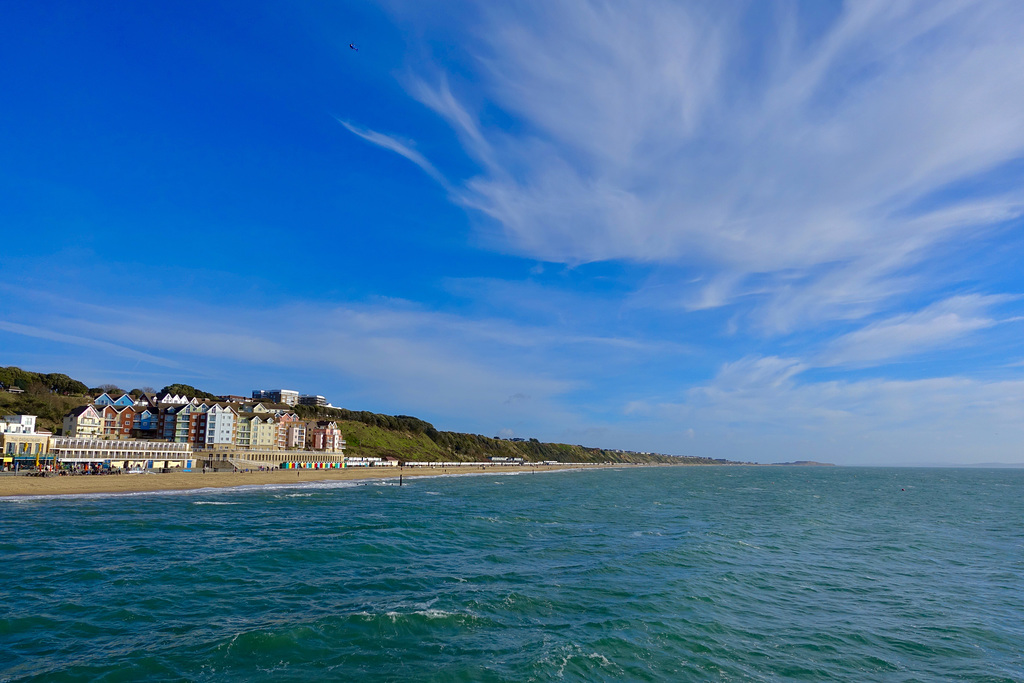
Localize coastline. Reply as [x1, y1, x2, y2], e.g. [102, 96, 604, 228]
[0, 463, 640, 498]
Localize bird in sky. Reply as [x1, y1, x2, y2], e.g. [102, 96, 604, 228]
[349, 43, 358, 51]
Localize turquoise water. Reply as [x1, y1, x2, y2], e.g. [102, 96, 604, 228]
[2, 467, 1022, 681]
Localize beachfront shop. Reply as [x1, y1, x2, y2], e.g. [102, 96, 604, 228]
[109, 459, 193, 471]
[1, 433, 54, 471]
[5, 453, 56, 472]
[55, 457, 195, 473]
[280, 461, 345, 469]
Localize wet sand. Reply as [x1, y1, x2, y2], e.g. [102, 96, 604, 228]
[0, 463, 623, 498]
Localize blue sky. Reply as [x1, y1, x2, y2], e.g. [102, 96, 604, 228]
[3, 0, 1024, 465]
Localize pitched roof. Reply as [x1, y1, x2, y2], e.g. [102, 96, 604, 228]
[66, 405, 99, 418]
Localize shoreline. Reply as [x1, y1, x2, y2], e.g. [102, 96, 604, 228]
[0, 463, 650, 499]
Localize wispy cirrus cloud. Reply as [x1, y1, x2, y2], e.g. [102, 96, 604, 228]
[816, 294, 1017, 367]
[368, 0, 1024, 330]
[338, 119, 450, 188]
[0, 320, 181, 369]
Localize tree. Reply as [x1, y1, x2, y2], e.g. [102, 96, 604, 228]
[1, 367, 88, 394]
[0, 366, 33, 390]
[98, 383, 124, 395]
[41, 373, 88, 395]
[27, 382, 50, 396]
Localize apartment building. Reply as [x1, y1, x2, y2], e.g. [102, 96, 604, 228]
[199, 404, 237, 446]
[307, 420, 345, 452]
[63, 405, 103, 437]
[100, 405, 135, 437]
[251, 389, 299, 406]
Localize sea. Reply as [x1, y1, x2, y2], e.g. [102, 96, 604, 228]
[1, 466, 1022, 682]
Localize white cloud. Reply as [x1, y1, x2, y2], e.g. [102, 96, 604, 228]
[409, 74, 496, 173]
[713, 355, 808, 390]
[0, 321, 181, 369]
[373, 0, 1024, 328]
[0, 287, 621, 432]
[338, 120, 449, 187]
[627, 355, 1024, 465]
[817, 294, 1014, 367]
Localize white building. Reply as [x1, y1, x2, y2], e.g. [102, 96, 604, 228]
[50, 437, 194, 470]
[63, 405, 102, 437]
[202, 404, 237, 446]
[1, 415, 36, 434]
[252, 389, 299, 406]
[1, 414, 50, 468]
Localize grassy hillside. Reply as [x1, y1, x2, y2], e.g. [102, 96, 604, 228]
[0, 390, 90, 434]
[333, 420, 448, 461]
[296, 405, 725, 465]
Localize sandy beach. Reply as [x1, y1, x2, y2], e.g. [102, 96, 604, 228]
[0, 463, 623, 498]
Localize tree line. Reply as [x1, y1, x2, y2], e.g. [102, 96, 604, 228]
[0, 367, 89, 395]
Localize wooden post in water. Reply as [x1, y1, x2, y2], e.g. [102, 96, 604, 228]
[399, 474, 403, 486]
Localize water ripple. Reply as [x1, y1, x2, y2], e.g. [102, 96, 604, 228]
[2, 467, 1023, 681]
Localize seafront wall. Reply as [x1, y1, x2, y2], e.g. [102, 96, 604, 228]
[194, 446, 345, 469]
